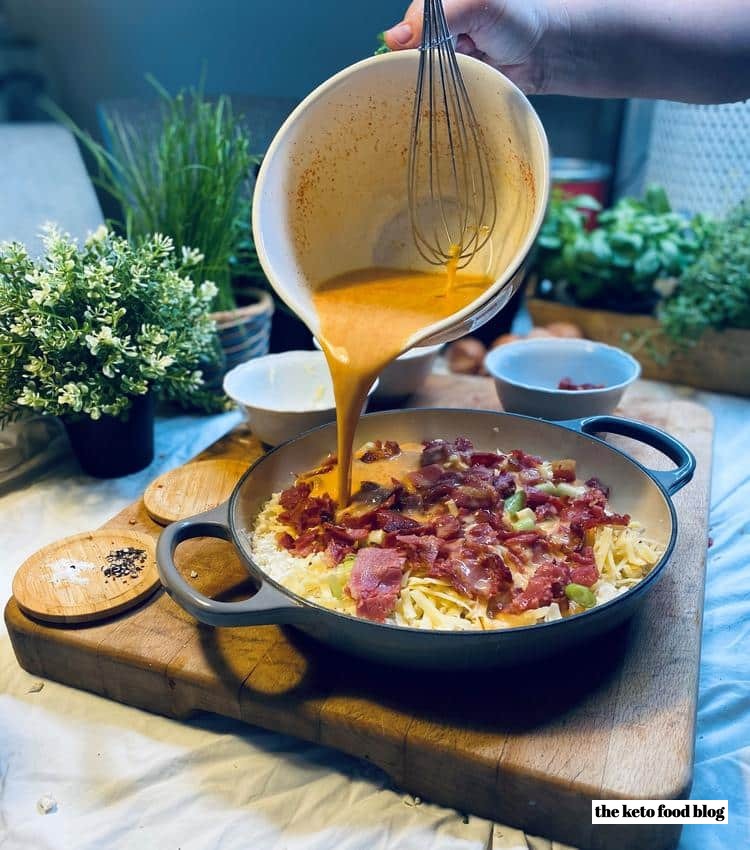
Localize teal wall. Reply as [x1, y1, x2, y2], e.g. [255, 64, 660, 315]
[6, 0, 406, 132]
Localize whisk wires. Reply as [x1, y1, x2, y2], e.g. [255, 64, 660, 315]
[408, 0, 497, 269]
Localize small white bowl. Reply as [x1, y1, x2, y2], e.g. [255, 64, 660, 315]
[484, 338, 641, 420]
[223, 351, 378, 446]
[314, 338, 441, 399]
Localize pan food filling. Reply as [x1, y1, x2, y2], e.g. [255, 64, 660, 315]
[249, 436, 665, 629]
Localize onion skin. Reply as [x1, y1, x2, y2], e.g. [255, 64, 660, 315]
[491, 333, 521, 349]
[526, 327, 554, 339]
[544, 321, 583, 339]
[446, 337, 487, 374]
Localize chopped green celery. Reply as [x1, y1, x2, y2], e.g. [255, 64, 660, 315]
[328, 554, 356, 598]
[515, 507, 536, 524]
[555, 482, 586, 499]
[504, 490, 526, 515]
[367, 529, 385, 545]
[535, 482, 558, 495]
[327, 573, 346, 599]
[511, 514, 536, 532]
[565, 583, 597, 608]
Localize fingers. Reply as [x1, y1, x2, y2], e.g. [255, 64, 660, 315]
[384, 0, 489, 51]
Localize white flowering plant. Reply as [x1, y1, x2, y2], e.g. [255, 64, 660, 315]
[0, 226, 221, 425]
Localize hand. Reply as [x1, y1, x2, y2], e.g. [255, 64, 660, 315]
[384, 0, 559, 95]
[384, 0, 750, 104]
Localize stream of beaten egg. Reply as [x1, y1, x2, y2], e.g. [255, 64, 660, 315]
[313, 266, 491, 506]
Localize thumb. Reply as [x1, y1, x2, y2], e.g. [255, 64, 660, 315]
[384, 0, 489, 50]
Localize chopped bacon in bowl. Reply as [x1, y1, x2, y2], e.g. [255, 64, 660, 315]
[250, 434, 665, 631]
[558, 377, 606, 391]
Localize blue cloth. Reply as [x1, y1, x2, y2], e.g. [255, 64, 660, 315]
[681, 392, 750, 849]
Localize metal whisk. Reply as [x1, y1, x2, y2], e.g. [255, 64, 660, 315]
[408, 0, 497, 268]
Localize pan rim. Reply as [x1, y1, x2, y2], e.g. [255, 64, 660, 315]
[228, 407, 678, 639]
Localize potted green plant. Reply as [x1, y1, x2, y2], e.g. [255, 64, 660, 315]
[53, 80, 275, 383]
[527, 190, 750, 395]
[0, 226, 219, 477]
[534, 186, 709, 313]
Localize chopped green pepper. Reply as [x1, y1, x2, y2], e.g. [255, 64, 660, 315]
[564, 583, 597, 609]
[504, 490, 526, 515]
[555, 482, 586, 499]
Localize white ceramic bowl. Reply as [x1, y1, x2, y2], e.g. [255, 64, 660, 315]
[223, 351, 378, 446]
[313, 338, 441, 399]
[484, 338, 641, 420]
[252, 50, 549, 349]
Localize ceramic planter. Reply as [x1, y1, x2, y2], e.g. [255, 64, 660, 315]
[210, 288, 274, 374]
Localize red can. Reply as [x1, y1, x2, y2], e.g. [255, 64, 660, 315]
[551, 158, 612, 227]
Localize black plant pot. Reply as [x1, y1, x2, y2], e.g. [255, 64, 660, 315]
[63, 393, 155, 478]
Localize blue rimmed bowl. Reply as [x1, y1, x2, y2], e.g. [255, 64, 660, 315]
[485, 338, 641, 421]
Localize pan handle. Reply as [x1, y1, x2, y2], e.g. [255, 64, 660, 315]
[560, 415, 696, 496]
[156, 502, 314, 627]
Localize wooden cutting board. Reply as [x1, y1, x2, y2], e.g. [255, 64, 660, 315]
[5, 375, 713, 850]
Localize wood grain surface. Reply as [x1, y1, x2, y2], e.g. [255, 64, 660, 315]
[12, 530, 158, 624]
[143, 458, 249, 526]
[5, 375, 713, 850]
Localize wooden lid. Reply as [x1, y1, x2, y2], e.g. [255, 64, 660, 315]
[143, 458, 248, 526]
[12, 530, 159, 624]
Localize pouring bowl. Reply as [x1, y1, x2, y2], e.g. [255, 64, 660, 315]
[252, 50, 549, 351]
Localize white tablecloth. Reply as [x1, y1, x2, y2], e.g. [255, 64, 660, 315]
[1, 396, 747, 850]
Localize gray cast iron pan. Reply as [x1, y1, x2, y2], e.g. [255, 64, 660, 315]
[157, 409, 695, 670]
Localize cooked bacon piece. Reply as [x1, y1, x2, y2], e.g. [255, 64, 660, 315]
[398, 491, 424, 511]
[290, 529, 318, 557]
[569, 546, 599, 586]
[466, 522, 498, 545]
[322, 524, 369, 544]
[374, 509, 422, 534]
[430, 545, 511, 599]
[433, 514, 462, 539]
[551, 459, 577, 482]
[519, 467, 542, 485]
[525, 487, 564, 511]
[350, 481, 396, 512]
[493, 472, 517, 498]
[504, 561, 571, 614]
[279, 491, 336, 533]
[395, 534, 441, 566]
[452, 484, 497, 510]
[469, 451, 505, 468]
[558, 378, 605, 391]
[585, 476, 611, 498]
[277, 532, 295, 550]
[564, 490, 629, 534]
[407, 463, 444, 489]
[534, 502, 558, 521]
[453, 436, 474, 453]
[498, 529, 543, 546]
[420, 436, 474, 466]
[347, 547, 405, 621]
[326, 539, 351, 566]
[360, 440, 401, 463]
[298, 453, 338, 478]
[507, 448, 543, 470]
[279, 482, 312, 510]
[420, 439, 451, 467]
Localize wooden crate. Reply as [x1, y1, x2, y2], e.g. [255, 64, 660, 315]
[527, 296, 750, 396]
